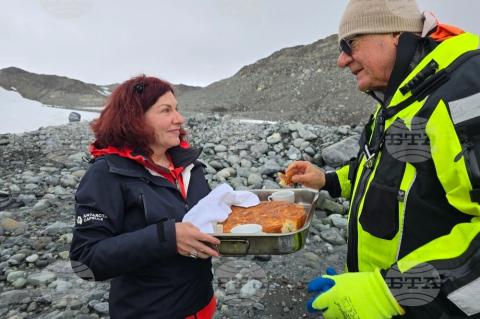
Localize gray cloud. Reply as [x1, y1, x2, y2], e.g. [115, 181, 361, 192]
[1, 0, 478, 86]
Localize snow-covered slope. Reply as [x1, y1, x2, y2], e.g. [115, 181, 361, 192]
[0, 88, 99, 134]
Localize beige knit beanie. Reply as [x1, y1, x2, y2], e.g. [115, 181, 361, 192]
[338, 0, 424, 41]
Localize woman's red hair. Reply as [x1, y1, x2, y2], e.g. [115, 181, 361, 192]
[91, 75, 186, 156]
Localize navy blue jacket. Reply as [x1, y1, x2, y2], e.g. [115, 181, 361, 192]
[69, 146, 213, 319]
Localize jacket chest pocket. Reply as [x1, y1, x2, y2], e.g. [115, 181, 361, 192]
[124, 183, 183, 225]
[359, 145, 407, 240]
[449, 97, 480, 203]
[360, 182, 404, 240]
[454, 127, 480, 203]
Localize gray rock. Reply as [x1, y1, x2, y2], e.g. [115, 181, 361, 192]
[60, 176, 77, 188]
[67, 152, 85, 163]
[322, 135, 360, 167]
[298, 128, 318, 141]
[0, 218, 27, 234]
[319, 198, 345, 215]
[262, 180, 280, 189]
[214, 145, 228, 152]
[260, 160, 281, 175]
[68, 112, 81, 122]
[71, 169, 86, 178]
[304, 146, 316, 155]
[28, 271, 57, 286]
[234, 142, 249, 150]
[329, 214, 348, 229]
[49, 185, 70, 196]
[320, 228, 347, 246]
[32, 199, 51, 211]
[292, 138, 304, 148]
[239, 279, 262, 298]
[240, 159, 252, 168]
[273, 143, 284, 153]
[24, 183, 41, 192]
[9, 184, 21, 193]
[93, 301, 109, 314]
[12, 277, 27, 288]
[247, 173, 263, 187]
[337, 125, 351, 135]
[58, 233, 73, 244]
[58, 251, 70, 260]
[209, 160, 224, 170]
[17, 194, 37, 205]
[229, 177, 245, 190]
[0, 290, 31, 307]
[303, 252, 321, 264]
[52, 280, 73, 293]
[6, 270, 26, 283]
[225, 280, 236, 295]
[266, 133, 281, 144]
[26, 254, 39, 263]
[288, 122, 304, 132]
[250, 142, 269, 155]
[44, 221, 72, 235]
[215, 168, 235, 181]
[236, 167, 250, 178]
[8, 253, 26, 265]
[287, 146, 301, 160]
[44, 176, 60, 186]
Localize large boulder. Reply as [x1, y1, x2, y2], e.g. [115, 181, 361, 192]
[321, 135, 360, 167]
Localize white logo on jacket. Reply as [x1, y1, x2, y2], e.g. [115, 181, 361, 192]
[76, 211, 108, 225]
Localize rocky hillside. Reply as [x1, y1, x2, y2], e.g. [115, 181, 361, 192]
[0, 67, 108, 109]
[178, 35, 374, 126]
[0, 68, 201, 111]
[1, 34, 375, 127]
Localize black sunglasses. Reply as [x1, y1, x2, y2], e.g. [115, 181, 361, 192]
[339, 37, 356, 56]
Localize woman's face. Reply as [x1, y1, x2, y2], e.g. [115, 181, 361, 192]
[144, 91, 185, 154]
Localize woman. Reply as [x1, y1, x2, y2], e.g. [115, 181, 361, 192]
[70, 75, 220, 319]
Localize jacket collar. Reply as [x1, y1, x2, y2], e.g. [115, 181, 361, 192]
[91, 145, 202, 187]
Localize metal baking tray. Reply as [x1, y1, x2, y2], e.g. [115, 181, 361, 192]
[213, 188, 320, 256]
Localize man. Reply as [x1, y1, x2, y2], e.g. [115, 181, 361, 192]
[286, 0, 480, 318]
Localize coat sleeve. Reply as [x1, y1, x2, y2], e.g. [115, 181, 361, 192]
[323, 164, 353, 199]
[69, 160, 177, 281]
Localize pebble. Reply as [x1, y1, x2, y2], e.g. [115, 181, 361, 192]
[0, 117, 356, 318]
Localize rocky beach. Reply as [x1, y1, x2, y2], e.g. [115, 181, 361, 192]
[0, 114, 361, 319]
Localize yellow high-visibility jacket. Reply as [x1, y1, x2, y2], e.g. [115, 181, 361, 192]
[326, 32, 480, 317]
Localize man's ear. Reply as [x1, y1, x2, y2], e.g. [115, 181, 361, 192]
[392, 32, 402, 46]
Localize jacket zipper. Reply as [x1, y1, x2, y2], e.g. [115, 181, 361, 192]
[347, 107, 385, 272]
[395, 173, 417, 261]
[455, 141, 480, 184]
[139, 191, 151, 222]
[347, 162, 374, 272]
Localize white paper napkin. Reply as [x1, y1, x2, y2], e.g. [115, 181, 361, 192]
[182, 183, 260, 233]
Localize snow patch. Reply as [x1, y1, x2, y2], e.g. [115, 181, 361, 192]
[0, 88, 98, 134]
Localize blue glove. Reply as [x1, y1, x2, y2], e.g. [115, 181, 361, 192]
[306, 267, 337, 313]
[306, 268, 405, 318]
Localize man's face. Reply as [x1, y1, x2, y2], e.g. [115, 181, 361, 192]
[337, 34, 399, 92]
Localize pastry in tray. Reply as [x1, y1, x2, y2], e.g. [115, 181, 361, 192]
[278, 171, 294, 187]
[221, 201, 307, 233]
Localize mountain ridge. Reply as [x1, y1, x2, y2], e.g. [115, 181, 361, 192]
[0, 34, 374, 126]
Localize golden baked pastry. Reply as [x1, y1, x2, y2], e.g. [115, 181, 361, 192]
[222, 201, 306, 233]
[278, 171, 294, 187]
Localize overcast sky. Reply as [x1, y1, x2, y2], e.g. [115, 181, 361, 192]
[1, 0, 478, 87]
